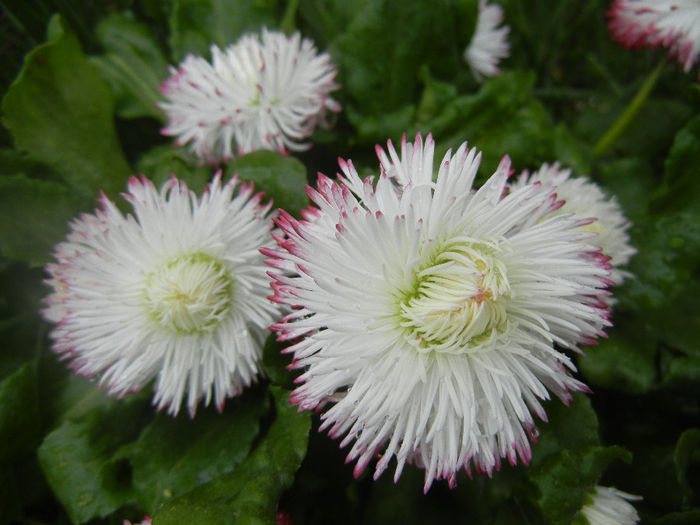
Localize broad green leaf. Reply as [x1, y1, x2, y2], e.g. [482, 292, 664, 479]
[226, 150, 309, 214]
[90, 13, 169, 120]
[1, 15, 131, 199]
[409, 71, 557, 174]
[153, 386, 311, 525]
[261, 335, 295, 390]
[131, 390, 269, 512]
[578, 324, 657, 394]
[531, 445, 631, 525]
[531, 393, 601, 465]
[169, 0, 284, 61]
[0, 361, 40, 462]
[674, 428, 700, 509]
[335, 0, 477, 122]
[136, 143, 215, 194]
[0, 174, 86, 266]
[37, 394, 152, 524]
[654, 115, 700, 214]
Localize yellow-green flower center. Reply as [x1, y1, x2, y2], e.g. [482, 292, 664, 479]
[399, 238, 510, 354]
[144, 253, 233, 335]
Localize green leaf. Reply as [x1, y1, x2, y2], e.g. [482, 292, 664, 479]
[531, 445, 631, 525]
[261, 334, 295, 390]
[654, 115, 700, 214]
[532, 393, 601, 465]
[1, 15, 131, 199]
[0, 174, 86, 266]
[90, 13, 169, 121]
[674, 428, 700, 509]
[0, 361, 40, 462]
[136, 143, 215, 195]
[226, 150, 309, 214]
[37, 394, 152, 524]
[578, 324, 658, 394]
[153, 386, 311, 525]
[131, 391, 270, 512]
[169, 0, 284, 61]
[335, 0, 477, 120]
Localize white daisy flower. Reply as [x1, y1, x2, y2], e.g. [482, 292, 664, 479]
[160, 28, 341, 164]
[263, 134, 612, 491]
[511, 163, 636, 287]
[463, 0, 510, 81]
[580, 485, 642, 525]
[608, 0, 700, 79]
[43, 174, 280, 417]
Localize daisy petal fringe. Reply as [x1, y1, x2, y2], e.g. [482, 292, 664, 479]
[463, 0, 510, 81]
[264, 133, 612, 491]
[580, 485, 642, 525]
[608, 0, 700, 79]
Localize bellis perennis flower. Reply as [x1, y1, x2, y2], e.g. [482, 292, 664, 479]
[580, 485, 642, 525]
[43, 174, 280, 417]
[511, 163, 635, 287]
[608, 0, 700, 79]
[160, 28, 340, 164]
[463, 0, 510, 81]
[264, 134, 613, 491]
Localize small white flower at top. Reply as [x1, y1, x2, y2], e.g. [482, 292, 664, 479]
[580, 485, 642, 525]
[608, 0, 700, 79]
[43, 174, 280, 417]
[463, 0, 510, 81]
[510, 162, 636, 288]
[264, 133, 613, 491]
[160, 28, 341, 164]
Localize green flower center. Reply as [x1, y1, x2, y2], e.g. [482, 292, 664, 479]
[143, 253, 233, 335]
[398, 238, 510, 354]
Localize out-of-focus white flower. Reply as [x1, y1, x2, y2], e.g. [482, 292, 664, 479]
[608, 0, 700, 79]
[160, 28, 340, 164]
[463, 0, 510, 81]
[123, 517, 152, 525]
[263, 133, 612, 491]
[580, 485, 642, 525]
[511, 163, 636, 286]
[43, 174, 280, 417]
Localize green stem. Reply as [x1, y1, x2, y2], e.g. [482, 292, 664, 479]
[281, 0, 300, 35]
[593, 61, 665, 158]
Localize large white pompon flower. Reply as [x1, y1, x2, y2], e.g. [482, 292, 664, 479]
[511, 163, 636, 286]
[43, 174, 280, 417]
[608, 0, 700, 79]
[463, 0, 510, 81]
[579, 485, 642, 525]
[263, 134, 612, 491]
[160, 28, 340, 164]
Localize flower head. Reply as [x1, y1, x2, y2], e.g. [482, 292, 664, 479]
[608, 0, 700, 79]
[264, 134, 612, 491]
[511, 163, 635, 286]
[160, 28, 340, 164]
[43, 174, 280, 417]
[463, 1, 510, 81]
[580, 485, 642, 525]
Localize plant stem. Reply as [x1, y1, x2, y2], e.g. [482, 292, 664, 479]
[281, 0, 300, 35]
[593, 61, 665, 158]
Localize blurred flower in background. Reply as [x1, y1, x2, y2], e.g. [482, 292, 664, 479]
[160, 28, 340, 164]
[265, 134, 613, 491]
[43, 174, 280, 417]
[511, 162, 636, 288]
[608, 0, 700, 78]
[579, 485, 642, 525]
[463, 0, 510, 81]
